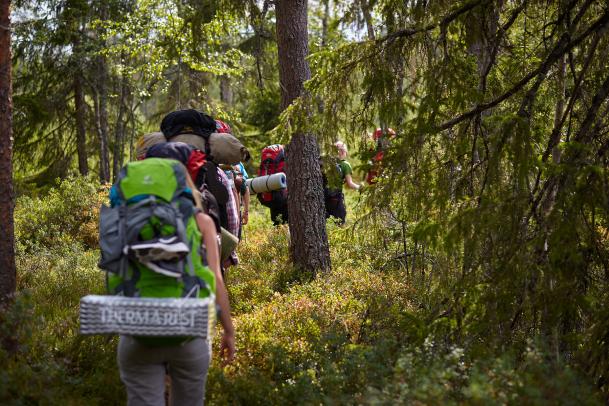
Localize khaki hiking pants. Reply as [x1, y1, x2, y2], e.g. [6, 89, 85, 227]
[118, 335, 211, 406]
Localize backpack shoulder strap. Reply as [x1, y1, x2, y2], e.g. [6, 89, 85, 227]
[274, 148, 285, 164]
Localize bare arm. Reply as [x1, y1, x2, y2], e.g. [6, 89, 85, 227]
[196, 212, 235, 364]
[344, 174, 361, 191]
[242, 188, 250, 225]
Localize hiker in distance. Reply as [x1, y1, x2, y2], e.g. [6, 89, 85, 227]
[214, 120, 250, 263]
[366, 127, 396, 184]
[256, 144, 288, 225]
[323, 141, 361, 225]
[137, 110, 249, 277]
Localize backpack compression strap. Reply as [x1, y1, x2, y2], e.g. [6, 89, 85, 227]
[117, 202, 139, 297]
[172, 201, 210, 298]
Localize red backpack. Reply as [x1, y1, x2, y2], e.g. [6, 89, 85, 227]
[366, 128, 396, 184]
[257, 144, 287, 206]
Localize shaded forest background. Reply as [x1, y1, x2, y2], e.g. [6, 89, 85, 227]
[2, 0, 609, 404]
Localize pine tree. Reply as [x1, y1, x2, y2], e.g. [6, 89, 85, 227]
[0, 0, 16, 302]
[276, 0, 331, 273]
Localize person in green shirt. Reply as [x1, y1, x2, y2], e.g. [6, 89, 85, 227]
[322, 141, 361, 224]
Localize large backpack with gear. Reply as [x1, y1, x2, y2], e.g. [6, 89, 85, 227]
[161, 109, 250, 165]
[257, 144, 287, 207]
[146, 142, 226, 233]
[81, 158, 216, 344]
[145, 143, 238, 263]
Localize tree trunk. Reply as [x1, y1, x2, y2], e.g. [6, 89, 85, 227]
[552, 55, 566, 164]
[220, 75, 233, 106]
[113, 74, 128, 180]
[0, 0, 16, 302]
[360, 0, 375, 40]
[466, 0, 502, 170]
[74, 74, 89, 176]
[321, 0, 330, 46]
[72, 25, 89, 176]
[94, 67, 110, 183]
[276, 0, 331, 273]
[96, 3, 110, 183]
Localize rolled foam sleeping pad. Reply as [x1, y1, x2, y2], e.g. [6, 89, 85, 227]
[246, 173, 287, 194]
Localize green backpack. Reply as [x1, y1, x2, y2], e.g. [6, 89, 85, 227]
[98, 158, 216, 344]
[321, 155, 345, 193]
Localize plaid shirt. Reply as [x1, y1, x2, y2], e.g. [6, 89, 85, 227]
[218, 168, 239, 236]
[217, 167, 239, 266]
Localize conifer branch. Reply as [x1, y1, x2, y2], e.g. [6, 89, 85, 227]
[436, 8, 609, 132]
[379, 0, 488, 43]
[541, 33, 601, 162]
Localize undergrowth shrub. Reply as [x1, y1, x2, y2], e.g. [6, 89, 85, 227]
[4, 177, 603, 405]
[207, 220, 419, 404]
[363, 340, 602, 405]
[14, 176, 107, 253]
[2, 177, 122, 405]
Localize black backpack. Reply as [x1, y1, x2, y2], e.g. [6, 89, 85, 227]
[160, 109, 216, 155]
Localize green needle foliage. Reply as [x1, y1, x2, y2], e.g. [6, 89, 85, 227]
[302, 0, 609, 389]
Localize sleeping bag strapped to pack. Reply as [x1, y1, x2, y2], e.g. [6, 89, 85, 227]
[136, 132, 166, 160]
[160, 109, 250, 165]
[98, 158, 216, 344]
[257, 144, 287, 207]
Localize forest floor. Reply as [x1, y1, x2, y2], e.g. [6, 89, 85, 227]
[1, 176, 603, 405]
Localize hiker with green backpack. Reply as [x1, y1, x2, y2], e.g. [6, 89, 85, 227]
[96, 157, 235, 405]
[322, 141, 361, 224]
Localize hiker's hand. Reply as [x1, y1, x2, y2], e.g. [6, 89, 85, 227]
[242, 211, 249, 225]
[220, 331, 236, 366]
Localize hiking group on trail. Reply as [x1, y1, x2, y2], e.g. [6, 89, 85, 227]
[85, 108, 388, 405]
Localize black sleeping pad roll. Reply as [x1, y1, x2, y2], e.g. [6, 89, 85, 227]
[160, 109, 216, 139]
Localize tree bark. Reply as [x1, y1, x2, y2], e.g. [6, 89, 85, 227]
[360, 0, 375, 40]
[276, 0, 331, 273]
[97, 57, 110, 182]
[551, 56, 566, 164]
[113, 74, 128, 180]
[96, 3, 110, 183]
[321, 0, 330, 46]
[220, 75, 233, 106]
[72, 20, 89, 176]
[74, 74, 89, 176]
[93, 67, 110, 183]
[0, 0, 16, 302]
